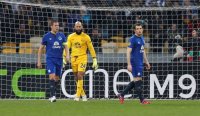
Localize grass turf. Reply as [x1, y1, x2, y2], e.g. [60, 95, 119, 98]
[0, 100, 199, 116]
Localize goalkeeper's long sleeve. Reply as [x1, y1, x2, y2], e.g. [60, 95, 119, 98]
[87, 41, 97, 58]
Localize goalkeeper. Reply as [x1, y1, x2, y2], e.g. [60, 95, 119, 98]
[63, 21, 98, 101]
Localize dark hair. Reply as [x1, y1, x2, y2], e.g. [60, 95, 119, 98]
[133, 23, 143, 29]
[50, 19, 58, 26]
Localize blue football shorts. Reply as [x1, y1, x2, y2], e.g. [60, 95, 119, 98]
[132, 66, 143, 77]
[46, 58, 63, 77]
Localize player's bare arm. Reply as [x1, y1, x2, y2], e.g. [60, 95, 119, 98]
[37, 44, 45, 69]
[64, 45, 70, 63]
[143, 51, 150, 70]
[127, 47, 132, 72]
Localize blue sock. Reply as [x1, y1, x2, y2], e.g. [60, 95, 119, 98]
[49, 80, 55, 97]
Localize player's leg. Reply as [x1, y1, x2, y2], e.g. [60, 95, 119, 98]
[73, 72, 85, 97]
[46, 58, 57, 102]
[117, 67, 136, 104]
[77, 71, 86, 101]
[77, 55, 87, 101]
[73, 72, 78, 82]
[49, 74, 57, 102]
[117, 81, 135, 104]
[71, 56, 80, 101]
[134, 77, 144, 103]
[55, 59, 63, 99]
[134, 67, 150, 104]
[73, 72, 78, 98]
[120, 81, 135, 96]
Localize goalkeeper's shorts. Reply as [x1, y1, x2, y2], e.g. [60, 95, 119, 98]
[71, 54, 87, 72]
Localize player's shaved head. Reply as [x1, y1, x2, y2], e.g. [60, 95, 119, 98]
[74, 21, 83, 35]
[75, 21, 82, 26]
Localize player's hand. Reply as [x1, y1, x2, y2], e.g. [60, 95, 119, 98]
[63, 58, 67, 68]
[63, 56, 70, 68]
[145, 63, 151, 70]
[66, 55, 70, 63]
[92, 58, 98, 71]
[127, 64, 132, 72]
[37, 62, 42, 69]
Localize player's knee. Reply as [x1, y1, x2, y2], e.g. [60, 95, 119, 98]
[74, 75, 78, 81]
[49, 74, 56, 80]
[54, 76, 59, 81]
[49, 74, 55, 80]
[73, 72, 78, 81]
[77, 72, 84, 80]
[134, 77, 142, 81]
[75, 76, 78, 82]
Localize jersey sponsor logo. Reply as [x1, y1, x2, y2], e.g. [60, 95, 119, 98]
[49, 38, 52, 40]
[48, 69, 51, 73]
[137, 72, 141, 76]
[53, 41, 61, 49]
[74, 42, 81, 48]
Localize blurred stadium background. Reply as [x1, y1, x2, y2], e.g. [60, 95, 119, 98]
[0, 0, 200, 100]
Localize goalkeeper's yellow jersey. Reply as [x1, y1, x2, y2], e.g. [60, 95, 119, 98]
[64, 32, 96, 58]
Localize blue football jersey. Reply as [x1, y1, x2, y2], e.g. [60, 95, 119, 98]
[41, 32, 66, 58]
[128, 35, 145, 66]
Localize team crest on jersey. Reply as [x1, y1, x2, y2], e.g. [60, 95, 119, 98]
[53, 41, 61, 48]
[81, 39, 85, 43]
[58, 36, 62, 40]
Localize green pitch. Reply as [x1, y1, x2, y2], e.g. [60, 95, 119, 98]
[0, 100, 199, 116]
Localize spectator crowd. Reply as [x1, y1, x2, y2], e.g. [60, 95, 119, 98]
[0, 0, 199, 54]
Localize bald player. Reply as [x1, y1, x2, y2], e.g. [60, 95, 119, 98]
[64, 21, 98, 101]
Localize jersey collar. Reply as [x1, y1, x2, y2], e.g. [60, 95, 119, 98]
[50, 31, 57, 35]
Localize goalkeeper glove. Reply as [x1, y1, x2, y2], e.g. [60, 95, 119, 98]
[63, 57, 67, 68]
[92, 58, 98, 71]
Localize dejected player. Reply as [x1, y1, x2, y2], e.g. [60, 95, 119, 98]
[63, 21, 98, 101]
[37, 20, 69, 102]
[118, 23, 151, 104]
